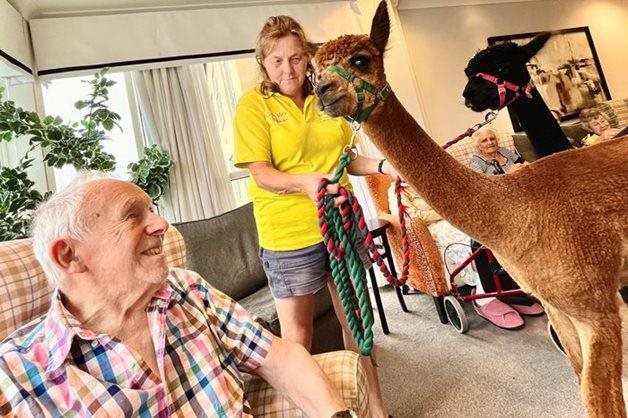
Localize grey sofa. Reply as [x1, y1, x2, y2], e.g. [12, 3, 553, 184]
[172, 203, 343, 354]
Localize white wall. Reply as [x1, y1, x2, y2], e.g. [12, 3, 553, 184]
[398, 0, 628, 143]
[356, 0, 429, 127]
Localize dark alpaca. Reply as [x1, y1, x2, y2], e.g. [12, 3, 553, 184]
[313, 2, 627, 416]
[462, 35, 573, 158]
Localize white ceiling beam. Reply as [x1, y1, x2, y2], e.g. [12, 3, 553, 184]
[398, 0, 547, 10]
[7, 0, 349, 19]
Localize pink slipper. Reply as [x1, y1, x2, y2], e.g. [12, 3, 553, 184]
[509, 302, 544, 316]
[473, 298, 524, 330]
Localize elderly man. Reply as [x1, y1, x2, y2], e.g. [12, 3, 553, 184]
[0, 178, 359, 417]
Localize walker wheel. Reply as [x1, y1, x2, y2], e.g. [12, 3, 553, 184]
[443, 295, 469, 333]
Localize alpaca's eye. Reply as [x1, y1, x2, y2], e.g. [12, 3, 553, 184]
[350, 56, 370, 69]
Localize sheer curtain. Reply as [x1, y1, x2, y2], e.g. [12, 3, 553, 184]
[132, 65, 236, 222]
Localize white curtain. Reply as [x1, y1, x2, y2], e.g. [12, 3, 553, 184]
[132, 65, 236, 222]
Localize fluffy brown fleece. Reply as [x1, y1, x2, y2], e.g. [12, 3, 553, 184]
[314, 2, 628, 417]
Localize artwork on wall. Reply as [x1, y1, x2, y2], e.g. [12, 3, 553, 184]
[488, 27, 611, 131]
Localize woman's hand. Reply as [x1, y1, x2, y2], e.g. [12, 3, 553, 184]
[507, 162, 526, 173]
[297, 172, 347, 206]
[380, 159, 400, 180]
[600, 128, 621, 141]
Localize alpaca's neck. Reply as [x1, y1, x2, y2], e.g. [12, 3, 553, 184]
[508, 88, 571, 158]
[364, 93, 507, 242]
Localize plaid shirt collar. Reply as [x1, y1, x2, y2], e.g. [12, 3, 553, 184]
[42, 282, 175, 373]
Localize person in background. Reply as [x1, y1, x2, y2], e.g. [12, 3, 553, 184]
[468, 128, 528, 175]
[579, 108, 623, 146]
[0, 178, 358, 417]
[233, 15, 396, 418]
[467, 128, 544, 330]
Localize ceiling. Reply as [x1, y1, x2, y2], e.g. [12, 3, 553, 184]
[7, 0, 545, 19]
[6, 0, 327, 19]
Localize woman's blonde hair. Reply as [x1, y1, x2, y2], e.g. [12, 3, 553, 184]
[579, 107, 607, 131]
[255, 15, 316, 96]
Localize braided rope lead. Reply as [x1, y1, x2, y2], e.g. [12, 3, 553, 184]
[317, 151, 411, 355]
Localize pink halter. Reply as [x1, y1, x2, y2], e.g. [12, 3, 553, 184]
[475, 72, 534, 109]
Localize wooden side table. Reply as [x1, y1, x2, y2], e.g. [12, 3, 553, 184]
[365, 219, 409, 335]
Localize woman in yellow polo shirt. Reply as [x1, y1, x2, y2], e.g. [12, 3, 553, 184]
[234, 15, 396, 418]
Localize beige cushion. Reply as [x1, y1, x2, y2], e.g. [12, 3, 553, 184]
[0, 238, 52, 341]
[0, 225, 186, 340]
[246, 350, 368, 417]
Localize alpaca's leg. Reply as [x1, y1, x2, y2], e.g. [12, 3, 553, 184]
[544, 303, 583, 379]
[572, 311, 625, 418]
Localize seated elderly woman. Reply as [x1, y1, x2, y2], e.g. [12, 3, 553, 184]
[0, 177, 360, 417]
[579, 107, 625, 146]
[467, 128, 544, 330]
[468, 127, 528, 174]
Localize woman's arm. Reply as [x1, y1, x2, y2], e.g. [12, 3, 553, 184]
[247, 161, 342, 204]
[347, 154, 398, 178]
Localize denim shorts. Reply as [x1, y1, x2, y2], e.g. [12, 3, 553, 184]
[259, 242, 330, 299]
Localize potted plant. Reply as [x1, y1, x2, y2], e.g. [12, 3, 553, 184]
[128, 144, 174, 206]
[0, 69, 173, 240]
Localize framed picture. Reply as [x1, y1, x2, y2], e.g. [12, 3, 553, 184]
[488, 27, 611, 132]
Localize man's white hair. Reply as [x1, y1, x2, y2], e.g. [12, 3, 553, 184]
[31, 172, 111, 286]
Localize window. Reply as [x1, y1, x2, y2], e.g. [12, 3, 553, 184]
[0, 62, 49, 193]
[206, 57, 258, 207]
[41, 72, 141, 190]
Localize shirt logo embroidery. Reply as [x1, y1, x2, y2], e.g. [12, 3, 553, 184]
[267, 112, 287, 123]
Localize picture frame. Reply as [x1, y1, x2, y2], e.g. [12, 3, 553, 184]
[488, 27, 611, 132]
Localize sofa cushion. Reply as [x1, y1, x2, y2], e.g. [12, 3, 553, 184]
[173, 203, 267, 300]
[239, 285, 337, 336]
[0, 239, 52, 341]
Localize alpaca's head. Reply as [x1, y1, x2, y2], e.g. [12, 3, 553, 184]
[313, 1, 390, 120]
[462, 33, 550, 111]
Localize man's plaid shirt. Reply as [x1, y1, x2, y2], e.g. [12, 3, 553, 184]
[0, 268, 273, 417]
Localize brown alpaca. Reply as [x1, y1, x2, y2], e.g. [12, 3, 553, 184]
[313, 2, 627, 417]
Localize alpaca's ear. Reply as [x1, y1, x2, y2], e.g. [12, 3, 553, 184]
[521, 32, 551, 61]
[370, 1, 390, 54]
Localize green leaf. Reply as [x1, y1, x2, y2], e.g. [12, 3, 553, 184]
[102, 118, 114, 131]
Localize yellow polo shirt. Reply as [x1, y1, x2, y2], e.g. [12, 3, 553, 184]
[234, 88, 353, 251]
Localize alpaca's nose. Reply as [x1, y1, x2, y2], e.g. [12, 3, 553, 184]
[315, 80, 333, 97]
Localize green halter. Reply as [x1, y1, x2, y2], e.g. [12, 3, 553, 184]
[325, 65, 391, 123]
